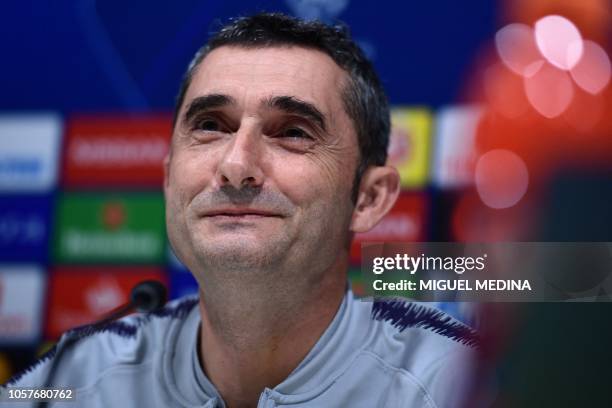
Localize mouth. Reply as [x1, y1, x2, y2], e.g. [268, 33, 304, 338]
[202, 208, 283, 219]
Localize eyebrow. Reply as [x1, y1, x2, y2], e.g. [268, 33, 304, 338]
[265, 96, 327, 131]
[183, 94, 236, 124]
[182, 93, 327, 131]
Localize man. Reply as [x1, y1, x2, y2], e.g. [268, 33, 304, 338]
[3, 13, 478, 408]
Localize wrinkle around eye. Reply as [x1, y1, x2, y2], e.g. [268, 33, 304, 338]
[187, 128, 228, 146]
[257, 119, 317, 152]
[184, 116, 236, 144]
[185, 109, 238, 133]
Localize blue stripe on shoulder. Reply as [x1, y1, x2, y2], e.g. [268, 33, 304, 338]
[65, 296, 200, 341]
[3, 296, 199, 386]
[371, 299, 479, 348]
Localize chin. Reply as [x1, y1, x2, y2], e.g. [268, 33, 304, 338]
[194, 239, 286, 271]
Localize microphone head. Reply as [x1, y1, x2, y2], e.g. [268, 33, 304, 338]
[130, 280, 167, 313]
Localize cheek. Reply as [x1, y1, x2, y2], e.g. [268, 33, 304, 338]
[268, 155, 326, 205]
[169, 149, 217, 204]
[165, 150, 216, 265]
[269, 150, 353, 213]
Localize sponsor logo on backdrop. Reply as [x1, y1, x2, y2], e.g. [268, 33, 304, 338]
[0, 114, 62, 192]
[0, 215, 45, 248]
[432, 105, 483, 188]
[350, 193, 428, 263]
[389, 108, 432, 189]
[63, 115, 172, 187]
[46, 267, 166, 339]
[69, 137, 167, 166]
[388, 127, 412, 164]
[0, 265, 45, 344]
[102, 201, 126, 231]
[0, 195, 52, 262]
[54, 193, 165, 263]
[85, 277, 123, 314]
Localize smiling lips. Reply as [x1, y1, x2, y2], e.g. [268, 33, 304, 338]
[202, 208, 282, 219]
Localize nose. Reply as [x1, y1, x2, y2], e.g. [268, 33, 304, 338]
[216, 128, 264, 189]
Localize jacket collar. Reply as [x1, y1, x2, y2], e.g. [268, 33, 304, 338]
[167, 288, 372, 406]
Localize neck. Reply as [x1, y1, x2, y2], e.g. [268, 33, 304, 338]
[197, 259, 347, 408]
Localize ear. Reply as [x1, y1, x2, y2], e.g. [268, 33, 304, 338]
[350, 165, 400, 233]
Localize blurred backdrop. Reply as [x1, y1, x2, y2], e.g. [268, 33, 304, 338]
[1, 0, 611, 406]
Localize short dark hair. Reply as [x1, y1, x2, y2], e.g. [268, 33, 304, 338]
[174, 12, 390, 199]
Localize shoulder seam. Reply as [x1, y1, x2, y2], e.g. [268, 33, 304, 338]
[66, 296, 199, 341]
[4, 296, 199, 386]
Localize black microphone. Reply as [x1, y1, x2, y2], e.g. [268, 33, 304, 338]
[84, 280, 168, 331]
[130, 280, 167, 312]
[37, 280, 167, 408]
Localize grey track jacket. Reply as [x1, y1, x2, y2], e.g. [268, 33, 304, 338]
[2, 290, 479, 407]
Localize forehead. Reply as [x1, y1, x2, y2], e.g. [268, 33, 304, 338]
[184, 45, 349, 118]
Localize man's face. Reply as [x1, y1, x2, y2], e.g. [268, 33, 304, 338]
[165, 46, 360, 279]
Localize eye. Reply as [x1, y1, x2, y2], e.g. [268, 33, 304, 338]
[279, 127, 313, 140]
[195, 118, 222, 132]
